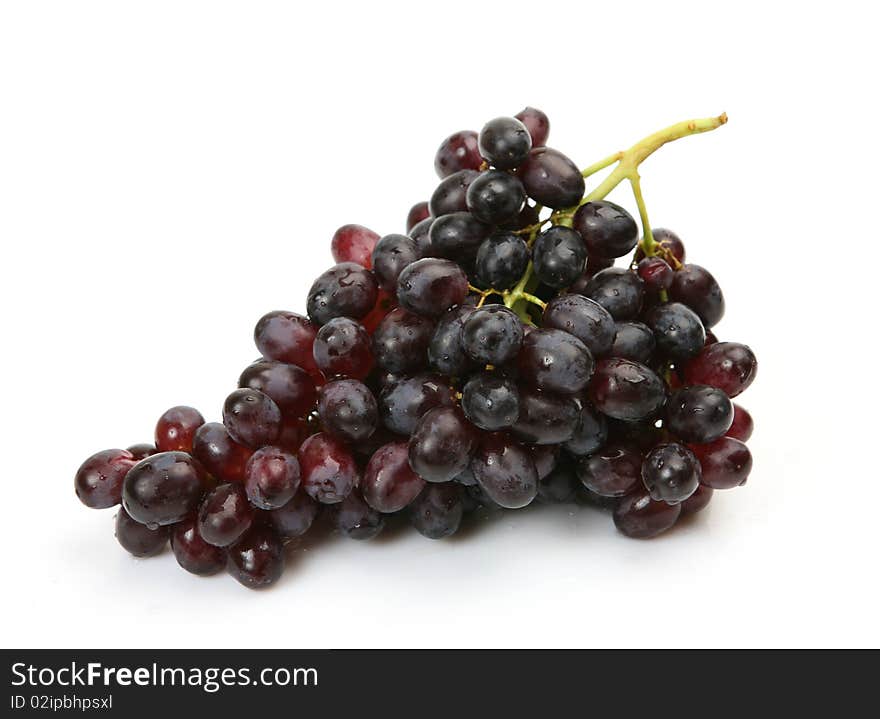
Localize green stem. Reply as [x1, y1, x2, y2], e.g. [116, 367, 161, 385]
[580, 151, 623, 179]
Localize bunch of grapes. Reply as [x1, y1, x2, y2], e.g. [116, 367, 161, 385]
[74, 108, 756, 589]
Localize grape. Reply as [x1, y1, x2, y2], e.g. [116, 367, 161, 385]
[115, 508, 168, 557]
[409, 216, 435, 257]
[254, 311, 319, 375]
[572, 201, 639, 259]
[75, 448, 136, 509]
[470, 433, 538, 509]
[372, 234, 420, 292]
[312, 317, 374, 381]
[428, 212, 493, 264]
[478, 116, 532, 170]
[665, 385, 733, 444]
[537, 453, 579, 503]
[727, 404, 754, 441]
[613, 489, 681, 538]
[222, 388, 282, 449]
[409, 483, 464, 539]
[461, 305, 524, 365]
[126, 443, 158, 460]
[466, 170, 526, 224]
[316, 379, 378, 443]
[691, 437, 752, 489]
[430, 169, 480, 217]
[641, 443, 701, 504]
[518, 147, 585, 209]
[644, 302, 706, 361]
[396, 257, 468, 319]
[362, 441, 426, 513]
[408, 406, 477, 483]
[588, 358, 666, 421]
[543, 294, 615, 357]
[170, 515, 226, 575]
[669, 264, 725, 328]
[518, 328, 593, 395]
[267, 491, 319, 539]
[379, 373, 453, 435]
[406, 201, 431, 232]
[704, 329, 719, 347]
[475, 232, 529, 290]
[371, 307, 435, 373]
[636, 228, 686, 264]
[532, 226, 587, 289]
[529, 444, 559, 479]
[299, 432, 358, 504]
[576, 443, 643, 497]
[307, 262, 379, 326]
[500, 202, 540, 231]
[569, 256, 616, 294]
[514, 106, 550, 148]
[609, 322, 655, 363]
[122, 451, 208, 527]
[428, 305, 478, 377]
[155, 406, 205, 453]
[461, 372, 520, 430]
[239, 360, 317, 418]
[434, 130, 481, 178]
[197, 482, 254, 547]
[333, 489, 384, 540]
[563, 401, 608, 456]
[683, 342, 757, 398]
[637, 256, 674, 293]
[192, 422, 253, 483]
[584, 267, 645, 320]
[511, 388, 580, 445]
[226, 525, 284, 589]
[245, 446, 301, 510]
[360, 289, 397, 335]
[331, 224, 380, 268]
[680, 484, 713, 515]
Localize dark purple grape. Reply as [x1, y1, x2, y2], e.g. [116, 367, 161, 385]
[126, 443, 158, 460]
[430, 169, 480, 217]
[479, 116, 532, 169]
[396, 257, 468, 318]
[665, 385, 733, 444]
[511, 388, 580, 445]
[155, 406, 205, 453]
[529, 444, 559, 480]
[406, 201, 431, 232]
[434, 130, 482, 178]
[461, 305, 524, 365]
[192, 422, 253, 483]
[635, 228, 686, 264]
[409, 483, 464, 539]
[576, 443, 642, 497]
[254, 310, 319, 376]
[641, 444, 701, 504]
[408, 407, 477, 483]
[267, 491, 319, 539]
[683, 342, 757, 398]
[470, 433, 538, 509]
[428, 212, 493, 264]
[542, 294, 615, 357]
[198, 482, 254, 547]
[371, 307, 435, 373]
[645, 302, 706, 362]
[171, 515, 226, 575]
[122, 451, 208, 527]
[372, 234, 420, 292]
[572, 201, 638, 259]
[475, 232, 529, 290]
[563, 401, 608, 456]
[115, 508, 168, 557]
[466, 170, 526, 224]
[227, 525, 284, 589]
[515, 107, 550, 147]
[461, 372, 520, 430]
[428, 305, 478, 377]
[299, 432, 358, 504]
[669, 264, 725, 328]
[727, 404, 754, 441]
[239, 360, 316, 418]
[517, 327, 593, 395]
[333, 489, 384, 540]
[317, 379, 378, 443]
[589, 358, 666, 421]
[637, 256, 674, 293]
[362, 441, 426, 513]
[379, 372, 453, 435]
[307, 262, 379, 326]
[613, 489, 681, 539]
[312, 317, 374, 381]
[222, 388, 282, 449]
[518, 147, 585, 209]
[532, 226, 587, 288]
[331, 224, 380, 268]
[609, 322, 655, 363]
[500, 202, 540, 231]
[75, 448, 136, 509]
[691, 437, 752, 489]
[584, 267, 645, 321]
[538, 454, 579, 503]
[410, 216, 435, 257]
[569, 256, 616, 294]
[680, 484, 713, 515]
[245, 446, 301, 510]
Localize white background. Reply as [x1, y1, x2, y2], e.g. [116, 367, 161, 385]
[1, 1, 877, 648]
